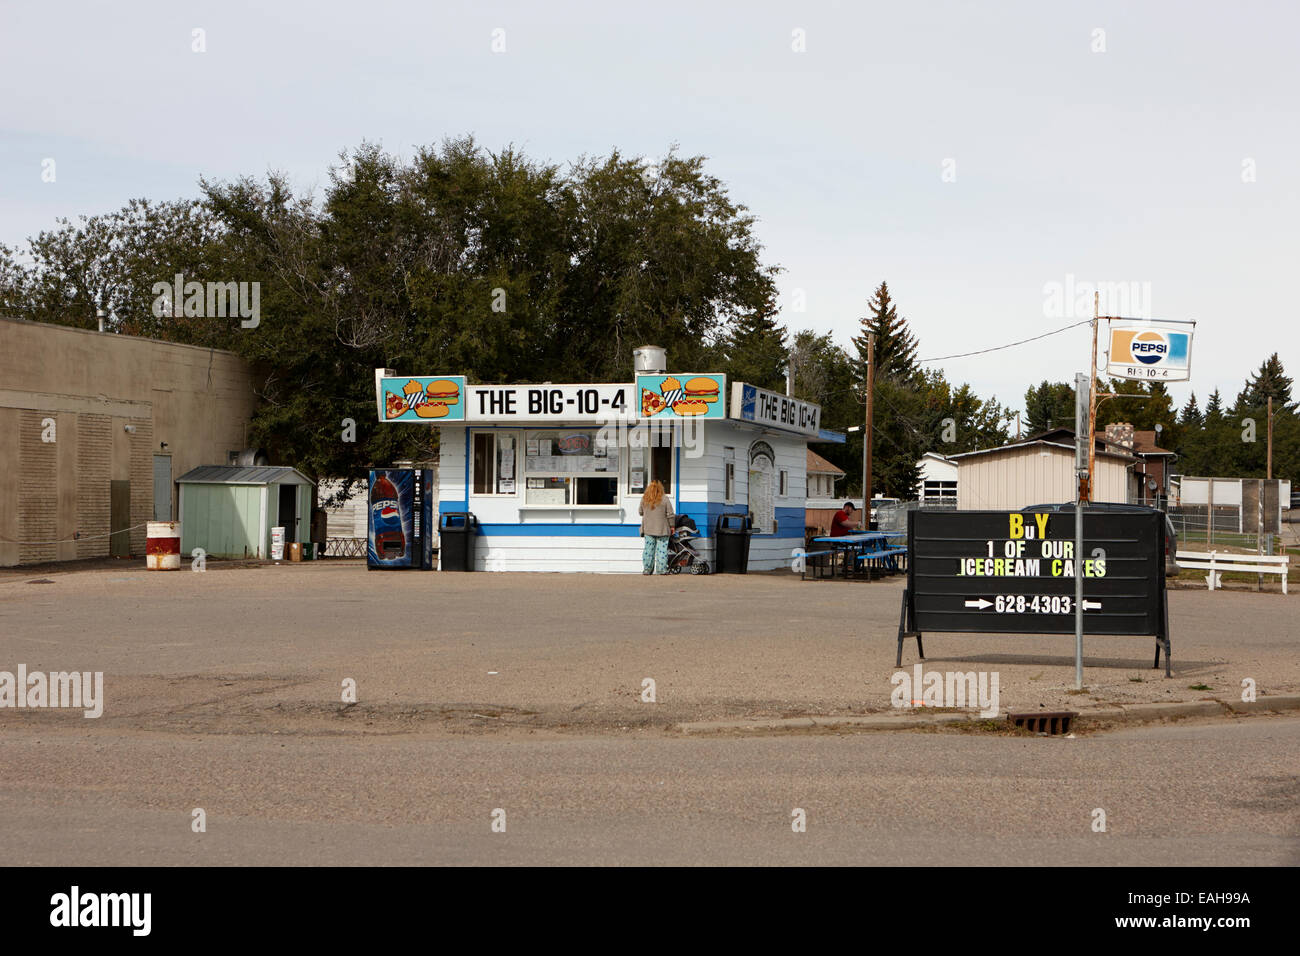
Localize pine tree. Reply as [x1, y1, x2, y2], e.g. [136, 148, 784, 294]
[1204, 389, 1224, 423]
[1237, 353, 1294, 411]
[853, 281, 919, 384]
[1180, 392, 1201, 427]
[1023, 380, 1076, 434]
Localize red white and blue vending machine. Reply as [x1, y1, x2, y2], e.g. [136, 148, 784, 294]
[367, 469, 434, 569]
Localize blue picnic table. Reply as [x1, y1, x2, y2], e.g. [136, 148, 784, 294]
[805, 532, 908, 580]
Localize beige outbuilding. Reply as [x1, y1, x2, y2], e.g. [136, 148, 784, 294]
[951, 436, 1137, 511]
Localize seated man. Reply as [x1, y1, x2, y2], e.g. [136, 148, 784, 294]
[830, 502, 860, 537]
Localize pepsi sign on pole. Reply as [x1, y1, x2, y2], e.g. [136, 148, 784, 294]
[1106, 324, 1193, 381]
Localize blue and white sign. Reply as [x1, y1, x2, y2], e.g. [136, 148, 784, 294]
[730, 383, 821, 437]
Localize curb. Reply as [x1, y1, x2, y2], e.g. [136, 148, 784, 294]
[675, 695, 1300, 735]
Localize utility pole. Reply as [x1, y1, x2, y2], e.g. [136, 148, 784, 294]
[1267, 396, 1273, 479]
[1085, 291, 1099, 503]
[1074, 371, 1089, 690]
[863, 332, 875, 513]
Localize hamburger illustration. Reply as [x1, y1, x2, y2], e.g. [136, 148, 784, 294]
[670, 376, 718, 416]
[416, 379, 460, 418]
[684, 377, 719, 403]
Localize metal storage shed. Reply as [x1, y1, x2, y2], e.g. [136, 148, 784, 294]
[176, 466, 314, 559]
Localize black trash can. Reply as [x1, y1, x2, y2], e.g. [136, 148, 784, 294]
[715, 512, 753, 574]
[439, 512, 478, 571]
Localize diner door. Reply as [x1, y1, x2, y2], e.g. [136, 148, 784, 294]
[747, 440, 775, 535]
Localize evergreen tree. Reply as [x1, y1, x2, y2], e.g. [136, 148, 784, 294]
[1204, 389, 1224, 423]
[1180, 392, 1201, 427]
[1236, 353, 1294, 411]
[853, 281, 919, 384]
[1023, 380, 1076, 434]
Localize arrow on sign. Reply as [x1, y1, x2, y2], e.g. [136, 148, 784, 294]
[1082, 600, 1103, 610]
[964, 598, 993, 609]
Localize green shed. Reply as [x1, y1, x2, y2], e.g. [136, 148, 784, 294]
[177, 466, 315, 559]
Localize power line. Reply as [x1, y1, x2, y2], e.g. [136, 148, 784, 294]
[918, 319, 1092, 363]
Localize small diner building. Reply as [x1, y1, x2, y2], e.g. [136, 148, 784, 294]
[375, 348, 840, 572]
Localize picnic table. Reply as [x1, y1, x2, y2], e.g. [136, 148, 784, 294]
[803, 532, 908, 580]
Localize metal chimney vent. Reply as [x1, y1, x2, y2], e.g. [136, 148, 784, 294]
[633, 346, 667, 375]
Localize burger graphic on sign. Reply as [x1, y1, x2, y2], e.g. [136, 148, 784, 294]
[416, 379, 460, 418]
[640, 375, 720, 417]
[385, 378, 461, 419]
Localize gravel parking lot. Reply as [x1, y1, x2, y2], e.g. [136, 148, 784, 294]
[1, 560, 1295, 735]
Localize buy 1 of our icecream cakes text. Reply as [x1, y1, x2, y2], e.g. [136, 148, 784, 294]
[957, 513, 1107, 578]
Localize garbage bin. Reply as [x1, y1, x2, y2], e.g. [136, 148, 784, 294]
[715, 512, 753, 574]
[439, 512, 478, 571]
[302, 542, 315, 561]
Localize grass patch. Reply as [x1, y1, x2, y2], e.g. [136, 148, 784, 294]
[1188, 683, 1212, 691]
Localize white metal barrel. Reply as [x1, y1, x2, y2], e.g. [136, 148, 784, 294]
[146, 521, 181, 570]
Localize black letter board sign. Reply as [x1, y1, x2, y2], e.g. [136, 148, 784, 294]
[897, 509, 1171, 674]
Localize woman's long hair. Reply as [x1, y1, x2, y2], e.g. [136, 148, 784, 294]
[642, 480, 664, 509]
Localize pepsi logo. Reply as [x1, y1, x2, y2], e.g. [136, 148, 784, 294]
[1131, 330, 1167, 365]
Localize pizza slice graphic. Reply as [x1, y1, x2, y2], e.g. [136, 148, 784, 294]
[641, 388, 667, 416]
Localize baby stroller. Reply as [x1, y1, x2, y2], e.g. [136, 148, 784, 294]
[667, 515, 710, 575]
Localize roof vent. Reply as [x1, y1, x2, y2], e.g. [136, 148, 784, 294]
[633, 346, 667, 375]
[230, 448, 269, 466]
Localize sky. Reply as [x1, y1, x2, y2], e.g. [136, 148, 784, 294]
[2, 0, 1297, 415]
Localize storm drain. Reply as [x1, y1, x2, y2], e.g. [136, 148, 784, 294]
[1007, 711, 1076, 735]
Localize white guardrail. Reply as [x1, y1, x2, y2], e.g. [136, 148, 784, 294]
[1175, 550, 1290, 594]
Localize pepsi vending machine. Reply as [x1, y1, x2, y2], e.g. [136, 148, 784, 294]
[367, 469, 434, 569]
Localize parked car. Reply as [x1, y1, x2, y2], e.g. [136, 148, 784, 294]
[1020, 502, 1180, 577]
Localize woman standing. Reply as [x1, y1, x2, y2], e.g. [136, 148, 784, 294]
[638, 480, 675, 575]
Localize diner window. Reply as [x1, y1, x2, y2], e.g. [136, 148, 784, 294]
[724, 447, 735, 502]
[779, 470, 788, 496]
[472, 432, 518, 495]
[523, 429, 620, 506]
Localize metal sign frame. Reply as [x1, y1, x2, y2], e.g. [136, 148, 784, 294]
[895, 509, 1172, 676]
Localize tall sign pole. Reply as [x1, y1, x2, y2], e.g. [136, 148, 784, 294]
[1085, 292, 1099, 502]
[1074, 371, 1089, 689]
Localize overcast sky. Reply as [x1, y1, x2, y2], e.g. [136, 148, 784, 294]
[2, 1, 1296, 414]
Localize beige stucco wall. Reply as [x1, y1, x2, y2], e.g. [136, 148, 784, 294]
[956, 444, 1133, 511]
[0, 318, 256, 566]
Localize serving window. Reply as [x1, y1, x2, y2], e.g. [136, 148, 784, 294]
[523, 429, 620, 506]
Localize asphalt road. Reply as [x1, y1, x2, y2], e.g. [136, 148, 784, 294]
[1, 562, 1296, 865]
[1, 716, 1295, 865]
[1, 562, 1297, 733]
